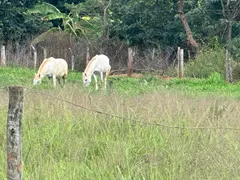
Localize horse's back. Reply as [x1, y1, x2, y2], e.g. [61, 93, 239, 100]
[49, 58, 68, 76]
[96, 54, 109, 63]
[52, 58, 68, 68]
[95, 54, 111, 72]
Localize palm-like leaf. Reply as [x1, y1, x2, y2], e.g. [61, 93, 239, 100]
[27, 2, 104, 43]
[25, 2, 60, 15]
[42, 12, 68, 21]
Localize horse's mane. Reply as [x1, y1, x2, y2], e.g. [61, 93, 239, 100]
[84, 55, 98, 73]
[37, 57, 54, 73]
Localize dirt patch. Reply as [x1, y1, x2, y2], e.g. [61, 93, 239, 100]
[110, 73, 173, 81]
[110, 73, 143, 78]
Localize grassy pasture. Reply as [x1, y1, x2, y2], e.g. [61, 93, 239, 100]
[1, 67, 240, 179]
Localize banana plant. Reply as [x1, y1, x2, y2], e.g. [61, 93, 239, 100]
[26, 2, 102, 44]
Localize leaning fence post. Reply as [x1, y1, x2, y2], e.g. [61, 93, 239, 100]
[7, 86, 24, 180]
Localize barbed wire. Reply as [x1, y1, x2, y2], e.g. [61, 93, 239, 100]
[21, 86, 240, 131]
[1, 85, 240, 131]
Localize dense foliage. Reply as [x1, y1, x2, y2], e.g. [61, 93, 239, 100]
[0, 0, 239, 50]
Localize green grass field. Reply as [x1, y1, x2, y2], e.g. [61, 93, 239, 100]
[1, 67, 240, 179]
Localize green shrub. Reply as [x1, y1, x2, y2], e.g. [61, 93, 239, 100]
[232, 61, 240, 81]
[204, 72, 224, 85]
[184, 47, 225, 78]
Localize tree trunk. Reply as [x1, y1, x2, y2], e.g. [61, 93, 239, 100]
[178, 0, 199, 58]
[102, 0, 112, 39]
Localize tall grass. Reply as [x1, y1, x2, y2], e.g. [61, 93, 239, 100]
[1, 67, 240, 179]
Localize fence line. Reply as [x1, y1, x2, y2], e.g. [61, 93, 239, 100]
[23, 87, 240, 131]
[1, 85, 240, 131]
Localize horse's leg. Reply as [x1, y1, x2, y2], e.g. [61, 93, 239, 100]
[53, 74, 57, 87]
[104, 69, 111, 89]
[100, 71, 104, 89]
[93, 73, 98, 90]
[57, 77, 63, 87]
[57, 77, 61, 86]
[62, 75, 66, 87]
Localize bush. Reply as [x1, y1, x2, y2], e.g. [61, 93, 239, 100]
[205, 72, 224, 85]
[232, 61, 240, 82]
[184, 47, 225, 78]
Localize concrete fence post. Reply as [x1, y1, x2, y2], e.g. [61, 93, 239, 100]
[178, 47, 184, 78]
[1, 44, 6, 66]
[69, 48, 75, 71]
[31, 45, 37, 69]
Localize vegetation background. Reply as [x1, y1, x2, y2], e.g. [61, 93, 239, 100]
[1, 0, 240, 179]
[1, 68, 240, 179]
[0, 0, 239, 79]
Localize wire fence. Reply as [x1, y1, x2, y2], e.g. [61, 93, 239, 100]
[2, 85, 240, 131]
[3, 85, 240, 179]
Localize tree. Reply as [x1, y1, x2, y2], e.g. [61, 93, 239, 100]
[110, 0, 178, 47]
[0, 0, 51, 43]
[109, 0, 177, 75]
[220, 0, 240, 82]
[94, 0, 112, 39]
[178, 0, 199, 59]
[0, 0, 52, 66]
[27, 1, 106, 66]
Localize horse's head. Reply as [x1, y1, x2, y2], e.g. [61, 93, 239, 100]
[82, 72, 91, 87]
[33, 73, 43, 85]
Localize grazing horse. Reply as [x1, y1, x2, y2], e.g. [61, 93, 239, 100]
[83, 54, 111, 90]
[33, 57, 68, 87]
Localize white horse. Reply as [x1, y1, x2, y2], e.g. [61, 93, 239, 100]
[33, 57, 68, 87]
[82, 54, 111, 90]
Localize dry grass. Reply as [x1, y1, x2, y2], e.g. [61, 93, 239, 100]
[110, 73, 173, 81]
[1, 86, 240, 179]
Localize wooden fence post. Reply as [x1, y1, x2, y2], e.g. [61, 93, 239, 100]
[7, 86, 24, 180]
[178, 47, 184, 78]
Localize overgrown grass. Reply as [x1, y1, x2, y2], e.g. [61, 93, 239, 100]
[2, 66, 240, 97]
[1, 67, 240, 179]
